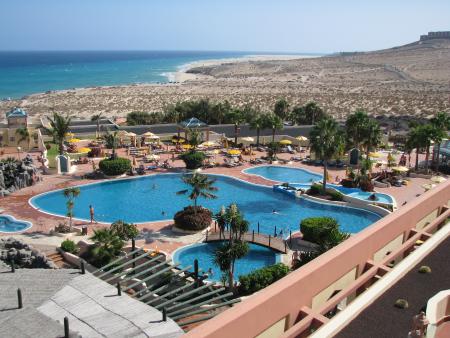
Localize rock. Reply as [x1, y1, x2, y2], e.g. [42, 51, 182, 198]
[0, 237, 56, 269]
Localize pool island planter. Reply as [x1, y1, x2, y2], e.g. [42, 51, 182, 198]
[172, 225, 211, 234]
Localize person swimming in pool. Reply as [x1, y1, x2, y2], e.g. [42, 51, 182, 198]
[272, 209, 279, 214]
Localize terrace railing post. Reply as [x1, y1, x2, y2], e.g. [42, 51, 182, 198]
[290, 230, 292, 245]
[269, 235, 271, 248]
[163, 308, 167, 322]
[132, 238, 136, 271]
[10, 259, 15, 273]
[206, 230, 208, 241]
[80, 260, 85, 274]
[194, 259, 199, 287]
[117, 282, 122, 296]
[252, 230, 255, 242]
[64, 316, 69, 338]
[17, 288, 23, 309]
[274, 226, 277, 237]
[214, 221, 217, 232]
[257, 222, 260, 234]
[284, 240, 287, 254]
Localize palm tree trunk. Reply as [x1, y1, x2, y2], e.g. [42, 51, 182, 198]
[228, 268, 234, 292]
[323, 161, 327, 191]
[272, 128, 275, 142]
[256, 129, 260, 146]
[435, 143, 441, 171]
[234, 124, 238, 144]
[96, 120, 100, 138]
[425, 143, 430, 173]
[415, 147, 419, 171]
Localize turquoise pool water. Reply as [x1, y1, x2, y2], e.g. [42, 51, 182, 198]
[31, 174, 380, 234]
[346, 191, 393, 204]
[172, 242, 280, 282]
[244, 166, 322, 183]
[0, 215, 32, 233]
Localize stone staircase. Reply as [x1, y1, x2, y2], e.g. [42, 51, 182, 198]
[47, 252, 73, 269]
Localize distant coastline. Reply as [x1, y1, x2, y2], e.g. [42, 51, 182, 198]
[0, 51, 319, 99]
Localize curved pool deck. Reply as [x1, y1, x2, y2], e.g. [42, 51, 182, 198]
[30, 173, 381, 235]
[0, 214, 33, 233]
[172, 242, 282, 282]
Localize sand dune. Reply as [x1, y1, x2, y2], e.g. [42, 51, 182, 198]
[1, 39, 449, 122]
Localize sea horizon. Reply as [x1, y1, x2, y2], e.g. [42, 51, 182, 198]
[0, 50, 324, 100]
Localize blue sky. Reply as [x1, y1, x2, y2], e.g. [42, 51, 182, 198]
[0, 0, 449, 52]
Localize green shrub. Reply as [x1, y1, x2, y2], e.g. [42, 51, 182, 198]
[418, 265, 432, 274]
[99, 157, 131, 176]
[174, 206, 212, 231]
[60, 239, 78, 254]
[180, 151, 206, 169]
[308, 183, 323, 195]
[300, 217, 339, 243]
[327, 189, 344, 201]
[238, 263, 290, 296]
[394, 299, 409, 309]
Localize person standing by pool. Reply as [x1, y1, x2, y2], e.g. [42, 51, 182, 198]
[89, 205, 96, 224]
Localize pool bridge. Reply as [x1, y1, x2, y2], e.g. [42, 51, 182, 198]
[205, 230, 288, 253]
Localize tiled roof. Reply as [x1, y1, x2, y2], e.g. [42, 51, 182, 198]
[0, 268, 183, 338]
[6, 108, 28, 118]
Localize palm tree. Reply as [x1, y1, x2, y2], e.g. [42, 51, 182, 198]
[90, 228, 124, 267]
[304, 102, 326, 125]
[91, 113, 104, 138]
[310, 117, 343, 191]
[265, 113, 283, 142]
[15, 127, 31, 150]
[226, 109, 246, 144]
[362, 120, 382, 161]
[63, 187, 80, 230]
[46, 113, 72, 155]
[249, 114, 266, 146]
[177, 173, 218, 211]
[345, 110, 370, 150]
[407, 126, 427, 171]
[274, 98, 290, 121]
[103, 130, 119, 159]
[212, 203, 249, 291]
[430, 112, 450, 170]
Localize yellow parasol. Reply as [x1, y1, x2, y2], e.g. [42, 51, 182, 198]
[182, 144, 193, 150]
[68, 138, 81, 143]
[279, 139, 292, 145]
[391, 166, 409, 172]
[228, 149, 241, 156]
[78, 147, 91, 153]
[430, 176, 447, 184]
[369, 152, 382, 158]
[296, 136, 308, 141]
[201, 141, 217, 147]
[421, 183, 436, 191]
[172, 138, 185, 144]
[241, 137, 254, 142]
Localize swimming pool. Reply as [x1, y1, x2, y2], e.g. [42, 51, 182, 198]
[250, 166, 394, 205]
[0, 215, 32, 233]
[244, 165, 322, 183]
[30, 174, 380, 234]
[172, 242, 280, 282]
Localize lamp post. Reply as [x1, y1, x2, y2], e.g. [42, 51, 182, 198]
[17, 146, 22, 160]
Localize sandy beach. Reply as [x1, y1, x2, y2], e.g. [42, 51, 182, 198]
[1, 39, 449, 122]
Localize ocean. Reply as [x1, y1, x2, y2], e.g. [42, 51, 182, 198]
[0, 51, 312, 99]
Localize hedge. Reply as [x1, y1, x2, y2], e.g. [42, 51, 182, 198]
[238, 263, 290, 295]
[99, 157, 131, 176]
[300, 217, 339, 243]
[180, 151, 205, 169]
[60, 239, 78, 254]
[174, 206, 212, 231]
